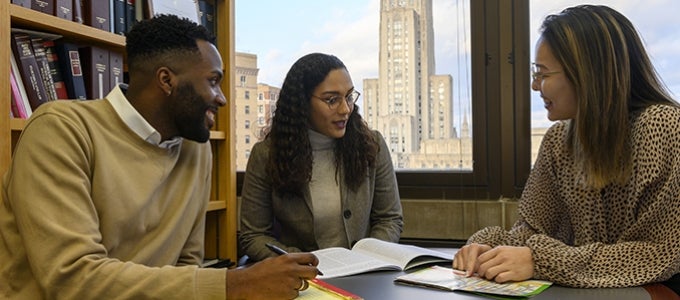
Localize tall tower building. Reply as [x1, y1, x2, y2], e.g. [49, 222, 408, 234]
[364, 0, 464, 169]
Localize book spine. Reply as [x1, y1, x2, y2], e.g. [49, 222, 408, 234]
[43, 39, 70, 99]
[9, 69, 29, 119]
[197, 0, 215, 36]
[31, 37, 59, 102]
[73, 0, 84, 23]
[10, 33, 50, 111]
[79, 46, 110, 99]
[83, 0, 111, 32]
[113, 0, 126, 35]
[31, 0, 53, 14]
[109, 0, 114, 32]
[9, 52, 34, 117]
[56, 42, 87, 100]
[206, 2, 215, 37]
[125, 0, 135, 33]
[10, 71, 20, 117]
[11, 0, 32, 9]
[109, 50, 124, 91]
[134, 0, 143, 22]
[54, 0, 73, 20]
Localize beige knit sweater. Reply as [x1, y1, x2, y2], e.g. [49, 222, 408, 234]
[0, 99, 225, 299]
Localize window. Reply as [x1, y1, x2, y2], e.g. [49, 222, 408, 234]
[235, 0, 531, 199]
[245, 90, 250, 99]
[240, 75, 246, 87]
[529, 1, 680, 166]
[245, 105, 250, 114]
[245, 120, 250, 129]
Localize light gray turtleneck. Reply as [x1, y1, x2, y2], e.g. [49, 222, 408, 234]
[308, 129, 349, 248]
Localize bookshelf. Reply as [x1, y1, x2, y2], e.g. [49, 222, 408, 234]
[0, 0, 237, 263]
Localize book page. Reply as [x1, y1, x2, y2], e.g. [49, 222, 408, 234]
[313, 247, 400, 279]
[395, 266, 552, 297]
[351, 238, 452, 270]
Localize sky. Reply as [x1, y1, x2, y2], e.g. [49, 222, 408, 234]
[235, 0, 680, 129]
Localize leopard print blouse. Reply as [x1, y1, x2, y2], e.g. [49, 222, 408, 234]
[468, 104, 680, 288]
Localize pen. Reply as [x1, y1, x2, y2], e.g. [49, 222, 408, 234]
[266, 243, 324, 275]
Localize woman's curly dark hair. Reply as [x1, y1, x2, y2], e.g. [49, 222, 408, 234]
[125, 14, 215, 74]
[266, 53, 378, 197]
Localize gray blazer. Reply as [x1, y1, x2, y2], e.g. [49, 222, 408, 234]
[239, 130, 403, 261]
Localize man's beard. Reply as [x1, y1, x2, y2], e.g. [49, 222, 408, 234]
[172, 82, 211, 143]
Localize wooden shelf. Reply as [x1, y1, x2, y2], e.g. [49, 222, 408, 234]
[10, 118, 26, 131]
[10, 4, 126, 51]
[207, 200, 226, 211]
[209, 130, 226, 140]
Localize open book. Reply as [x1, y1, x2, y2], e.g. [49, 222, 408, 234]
[313, 238, 452, 279]
[395, 266, 552, 299]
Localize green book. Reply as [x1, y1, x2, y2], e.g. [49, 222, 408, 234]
[395, 266, 552, 299]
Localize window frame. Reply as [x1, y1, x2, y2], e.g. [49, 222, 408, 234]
[396, 0, 531, 200]
[235, 0, 532, 200]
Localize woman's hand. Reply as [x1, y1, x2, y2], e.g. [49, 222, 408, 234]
[453, 243, 492, 276]
[454, 244, 535, 283]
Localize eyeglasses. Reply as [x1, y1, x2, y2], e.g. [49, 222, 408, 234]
[531, 63, 561, 81]
[312, 90, 360, 110]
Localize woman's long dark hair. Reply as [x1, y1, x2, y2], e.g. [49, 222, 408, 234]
[265, 53, 378, 197]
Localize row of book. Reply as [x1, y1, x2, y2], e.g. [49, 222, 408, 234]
[11, 0, 140, 36]
[9, 29, 124, 119]
[10, 0, 216, 37]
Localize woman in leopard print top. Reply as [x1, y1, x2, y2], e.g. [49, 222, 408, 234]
[453, 5, 680, 289]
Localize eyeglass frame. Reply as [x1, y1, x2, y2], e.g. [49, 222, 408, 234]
[531, 63, 561, 81]
[311, 90, 361, 110]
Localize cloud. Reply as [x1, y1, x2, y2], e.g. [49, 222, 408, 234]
[237, 0, 380, 93]
[289, 0, 380, 94]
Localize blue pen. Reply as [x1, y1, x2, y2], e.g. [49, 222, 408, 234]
[266, 243, 324, 275]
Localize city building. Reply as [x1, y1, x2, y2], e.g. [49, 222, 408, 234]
[363, 0, 472, 170]
[234, 52, 280, 171]
[234, 52, 259, 170]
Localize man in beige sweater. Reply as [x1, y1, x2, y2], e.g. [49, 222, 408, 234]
[0, 14, 318, 299]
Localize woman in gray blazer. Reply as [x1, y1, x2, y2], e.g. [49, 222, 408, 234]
[239, 53, 403, 261]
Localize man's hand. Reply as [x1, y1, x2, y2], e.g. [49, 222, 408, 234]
[226, 252, 320, 299]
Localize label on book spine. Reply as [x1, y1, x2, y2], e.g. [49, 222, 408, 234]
[54, 0, 73, 20]
[56, 42, 87, 100]
[31, 0, 52, 14]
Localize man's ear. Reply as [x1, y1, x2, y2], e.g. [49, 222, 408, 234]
[157, 67, 174, 96]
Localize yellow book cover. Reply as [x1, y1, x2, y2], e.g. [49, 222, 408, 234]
[296, 279, 363, 300]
